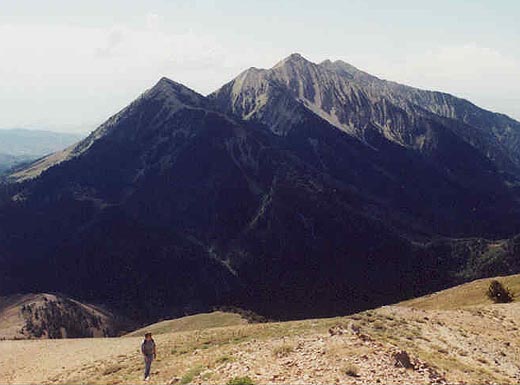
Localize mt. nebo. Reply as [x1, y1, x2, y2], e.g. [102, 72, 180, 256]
[2, 54, 520, 322]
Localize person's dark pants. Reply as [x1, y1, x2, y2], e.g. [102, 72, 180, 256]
[144, 354, 154, 378]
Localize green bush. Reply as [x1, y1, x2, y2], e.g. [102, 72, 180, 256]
[226, 376, 255, 385]
[486, 280, 513, 303]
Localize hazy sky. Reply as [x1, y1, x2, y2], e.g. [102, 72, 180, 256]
[1, 0, 519, 133]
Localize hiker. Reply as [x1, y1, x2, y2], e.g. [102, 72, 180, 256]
[141, 332, 157, 381]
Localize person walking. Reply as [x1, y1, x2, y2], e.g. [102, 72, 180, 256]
[141, 332, 156, 381]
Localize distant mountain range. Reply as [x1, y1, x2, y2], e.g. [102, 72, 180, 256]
[0, 129, 84, 174]
[1, 54, 520, 322]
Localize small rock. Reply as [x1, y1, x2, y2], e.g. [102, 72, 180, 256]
[329, 325, 346, 336]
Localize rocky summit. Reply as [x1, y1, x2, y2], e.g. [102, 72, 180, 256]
[2, 54, 520, 322]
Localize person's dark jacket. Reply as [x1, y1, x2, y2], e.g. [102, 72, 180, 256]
[141, 339, 156, 356]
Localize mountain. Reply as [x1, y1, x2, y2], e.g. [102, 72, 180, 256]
[0, 129, 84, 175]
[1, 54, 520, 323]
[210, 53, 520, 237]
[1, 77, 421, 320]
[0, 293, 123, 339]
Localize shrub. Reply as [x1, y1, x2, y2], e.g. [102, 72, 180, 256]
[215, 355, 233, 364]
[272, 344, 294, 358]
[227, 376, 255, 385]
[486, 280, 513, 303]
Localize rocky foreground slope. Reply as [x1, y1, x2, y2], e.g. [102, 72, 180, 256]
[1, 275, 519, 384]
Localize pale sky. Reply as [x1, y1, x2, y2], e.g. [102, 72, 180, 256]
[1, 0, 519, 133]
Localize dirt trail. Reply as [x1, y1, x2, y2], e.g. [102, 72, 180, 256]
[0, 336, 142, 384]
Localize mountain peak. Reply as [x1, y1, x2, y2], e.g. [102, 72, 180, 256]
[151, 77, 202, 99]
[319, 60, 376, 83]
[273, 53, 313, 68]
[147, 76, 206, 109]
[320, 59, 360, 75]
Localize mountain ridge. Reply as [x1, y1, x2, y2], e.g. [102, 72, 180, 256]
[212, 54, 520, 163]
[2, 53, 520, 322]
